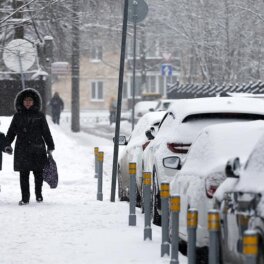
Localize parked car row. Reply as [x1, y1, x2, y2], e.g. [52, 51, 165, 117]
[117, 96, 264, 263]
[121, 99, 175, 123]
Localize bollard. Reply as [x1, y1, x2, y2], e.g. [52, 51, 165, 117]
[143, 172, 152, 240]
[170, 195, 181, 264]
[129, 162, 137, 226]
[238, 214, 250, 252]
[208, 210, 220, 264]
[94, 147, 99, 178]
[96, 151, 104, 201]
[187, 208, 198, 264]
[243, 230, 258, 264]
[161, 182, 170, 257]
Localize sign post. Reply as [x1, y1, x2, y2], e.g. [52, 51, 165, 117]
[128, 0, 148, 130]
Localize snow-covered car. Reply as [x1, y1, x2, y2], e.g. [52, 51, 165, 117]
[166, 121, 264, 260]
[154, 99, 177, 111]
[143, 97, 264, 226]
[214, 131, 264, 264]
[117, 111, 166, 203]
[133, 100, 159, 123]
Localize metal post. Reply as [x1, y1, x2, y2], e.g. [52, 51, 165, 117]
[161, 182, 170, 257]
[208, 209, 220, 264]
[170, 195, 181, 264]
[187, 208, 198, 264]
[131, 0, 138, 130]
[94, 147, 99, 178]
[17, 51, 25, 90]
[243, 230, 258, 264]
[44, 36, 53, 114]
[238, 214, 250, 252]
[71, 0, 80, 132]
[129, 162, 136, 226]
[143, 172, 152, 240]
[110, 0, 129, 202]
[97, 152, 104, 201]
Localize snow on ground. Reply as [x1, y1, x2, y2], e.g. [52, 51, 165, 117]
[0, 115, 187, 264]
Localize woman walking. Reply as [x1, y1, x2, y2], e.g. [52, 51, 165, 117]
[5, 88, 55, 205]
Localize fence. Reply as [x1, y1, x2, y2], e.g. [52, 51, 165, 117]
[60, 111, 109, 126]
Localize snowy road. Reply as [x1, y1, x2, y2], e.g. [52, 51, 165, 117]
[0, 116, 187, 264]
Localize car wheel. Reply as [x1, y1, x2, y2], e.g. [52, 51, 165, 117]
[136, 187, 141, 208]
[196, 247, 208, 264]
[118, 166, 129, 202]
[152, 167, 161, 226]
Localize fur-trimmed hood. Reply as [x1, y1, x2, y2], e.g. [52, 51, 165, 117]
[14, 88, 42, 112]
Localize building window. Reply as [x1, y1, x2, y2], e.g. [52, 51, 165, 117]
[146, 76, 156, 93]
[90, 46, 102, 61]
[91, 81, 104, 101]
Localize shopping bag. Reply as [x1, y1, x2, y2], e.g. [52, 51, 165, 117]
[43, 154, 58, 189]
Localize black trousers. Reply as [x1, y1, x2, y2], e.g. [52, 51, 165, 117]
[52, 112, 61, 124]
[20, 170, 43, 202]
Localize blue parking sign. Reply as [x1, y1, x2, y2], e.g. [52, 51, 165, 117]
[161, 64, 173, 76]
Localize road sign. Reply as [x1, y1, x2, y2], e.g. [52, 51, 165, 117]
[161, 64, 173, 76]
[128, 0, 148, 23]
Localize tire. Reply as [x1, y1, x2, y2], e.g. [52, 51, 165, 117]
[118, 166, 129, 202]
[152, 167, 161, 226]
[196, 247, 208, 264]
[136, 187, 141, 208]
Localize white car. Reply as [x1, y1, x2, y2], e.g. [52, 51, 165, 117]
[133, 100, 159, 122]
[143, 97, 264, 226]
[214, 130, 264, 264]
[117, 111, 166, 203]
[154, 99, 177, 111]
[166, 121, 264, 261]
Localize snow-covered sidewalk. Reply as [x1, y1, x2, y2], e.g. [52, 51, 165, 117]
[0, 116, 187, 264]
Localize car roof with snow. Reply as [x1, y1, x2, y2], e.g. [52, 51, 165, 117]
[181, 120, 264, 175]
[167, 97, 264, 123]
[134, 101, 158, 113]
[232, 132, 264, 194]
[128, 111, 166, 148]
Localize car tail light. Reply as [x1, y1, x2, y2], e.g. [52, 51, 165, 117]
[142, 141, 150, 150]
[205, 173, 225, 198]
[167, 143, 191, 154]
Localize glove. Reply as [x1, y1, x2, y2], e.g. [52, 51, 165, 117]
[47, 150, 53, 156]
[5, 146, 13, 155]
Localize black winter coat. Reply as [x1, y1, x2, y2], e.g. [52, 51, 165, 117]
[6, 88, 55, 171]
[50, 95, 64, 115]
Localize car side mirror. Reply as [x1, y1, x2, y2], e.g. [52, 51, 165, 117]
[163, 156, 181, 170]
[113, 135, 127, 145]
[145, 129, 155, 140]
[225, 157, 240, 178]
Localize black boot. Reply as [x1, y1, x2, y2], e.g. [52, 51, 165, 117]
[36, 195, 43, 202]
[18, 200, 29, 206]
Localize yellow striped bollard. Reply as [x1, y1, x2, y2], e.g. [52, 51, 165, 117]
[143, 172, 152, 240]
[161, 182, 170, 257]
[243, 230, 258, 264]
[208, 209, 220, 264]
[94, 147, 99, 178]
[170, 195, 181, 264]
[96, 151, 104, 201]
[187, 208, 198, 264]
[129, 163, 137, 226]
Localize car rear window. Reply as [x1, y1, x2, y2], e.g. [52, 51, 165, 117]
[182, 113, 264, 123]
